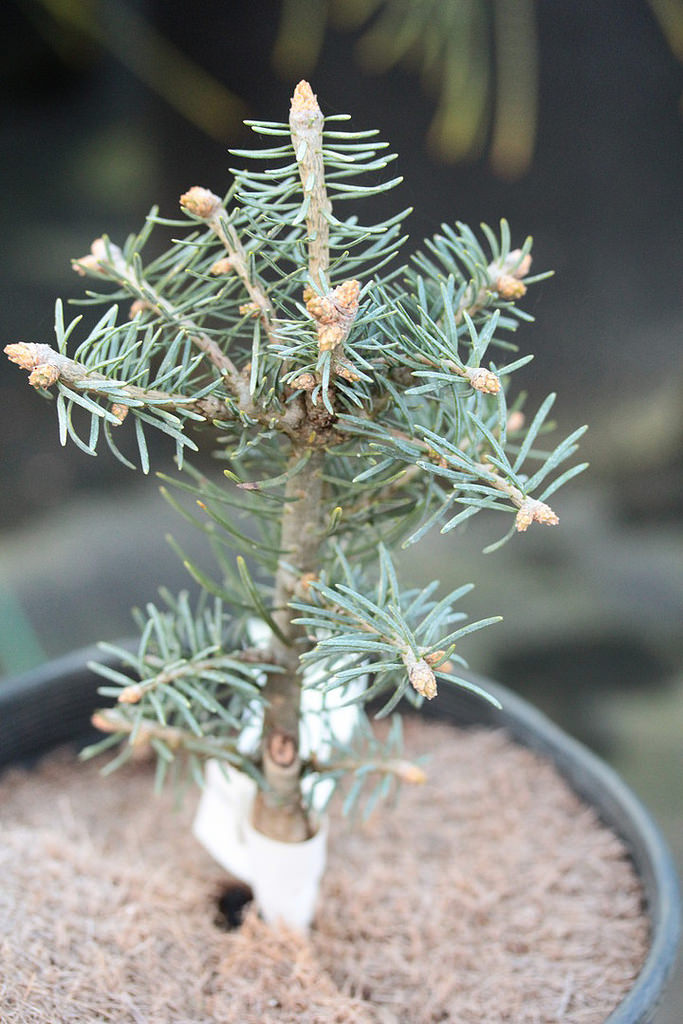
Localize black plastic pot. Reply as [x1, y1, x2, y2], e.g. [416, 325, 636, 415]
[1, 648, 679, 1023]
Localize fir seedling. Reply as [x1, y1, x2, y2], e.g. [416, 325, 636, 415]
[5, 82, 586, 875]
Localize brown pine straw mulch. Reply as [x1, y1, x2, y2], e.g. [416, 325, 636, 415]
[0, 719, 648, 1023]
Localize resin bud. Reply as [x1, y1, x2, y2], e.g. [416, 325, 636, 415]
[409, 659, 438, 700]
[28, 364, 60, 389]
[129, 298, 152, 318]
[290, 372, 317, 391]
[515, 498, 559, 532]
[496, 274, 528, 300]
[506, 411, 525, 434]
[291, 80, 318, 115]
[239, 302, 260, 318]
[467, 367, 501, 394]
[392, 761, 428, 785]
[210, 257, 234, 276]
[118, 684, 143, 704]
[5, 343, 39, 371]
[507, 249, 532, 278]
[425, 650, 453, 674]
[111, 403, 129, 423]
[73, 237, 123, 276]
[180, 186, 222, 219]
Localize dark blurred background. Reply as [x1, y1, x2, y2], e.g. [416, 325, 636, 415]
[0, 0, 681, 1015]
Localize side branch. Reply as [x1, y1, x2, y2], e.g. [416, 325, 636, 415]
[456, 249, 533, 324]
[213, 218, 278, 340]
[309, 753, 426, 785]
[75, 237, 238, 380]
[177, 186, 279, 343]
[91, 709, 245, 763]
[414, 354, 501, 395]
[381, 424, 559, 532]
[115, 648, 272, 705]
[73, 237, 306, 437]
[5, 342, 305, 439]
[5, 342, 227, 421]
[483, 471, 559, 531]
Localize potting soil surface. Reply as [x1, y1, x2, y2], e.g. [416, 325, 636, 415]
[0, 719, 649, 1023]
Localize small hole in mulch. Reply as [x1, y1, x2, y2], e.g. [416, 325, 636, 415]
[215, 882, 254, 930]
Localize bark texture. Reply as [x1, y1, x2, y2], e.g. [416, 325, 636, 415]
[251, 449, 326, 841]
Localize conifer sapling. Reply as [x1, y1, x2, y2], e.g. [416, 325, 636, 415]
[5, 81, 587, 923]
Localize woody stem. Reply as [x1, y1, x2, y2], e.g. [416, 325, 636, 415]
[251, 448, 327, 842]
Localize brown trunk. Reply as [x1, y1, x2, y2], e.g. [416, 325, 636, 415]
[251, 448, 325, 841]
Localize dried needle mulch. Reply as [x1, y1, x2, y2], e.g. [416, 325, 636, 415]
[0, 719, 648, 1023]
